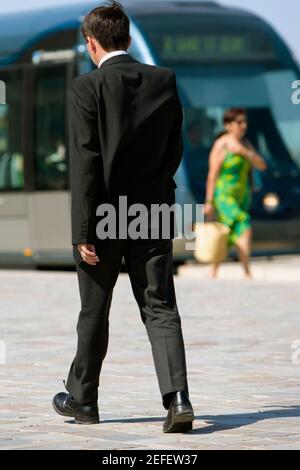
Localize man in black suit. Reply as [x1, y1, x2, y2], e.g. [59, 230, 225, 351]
[53, 1, 194, 433]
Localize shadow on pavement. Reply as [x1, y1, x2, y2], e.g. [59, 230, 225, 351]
[63, 405, 300, 434]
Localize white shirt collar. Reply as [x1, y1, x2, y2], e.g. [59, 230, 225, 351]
[98, 50, 128, 68]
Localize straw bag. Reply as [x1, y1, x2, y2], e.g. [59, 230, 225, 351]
[194, 220, 230, 264]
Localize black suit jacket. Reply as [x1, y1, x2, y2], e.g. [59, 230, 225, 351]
[68, 54, 183, 245]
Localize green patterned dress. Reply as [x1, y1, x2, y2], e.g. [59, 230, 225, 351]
[213, 152, 252, 247]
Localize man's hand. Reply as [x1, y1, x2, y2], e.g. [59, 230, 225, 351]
[77, 244, 100, 266]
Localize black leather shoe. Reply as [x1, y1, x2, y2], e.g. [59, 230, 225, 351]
[52, 392, 99, 424]
[163, 391, 194, 433]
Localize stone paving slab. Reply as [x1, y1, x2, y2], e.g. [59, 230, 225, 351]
[0, 256, 300, 449]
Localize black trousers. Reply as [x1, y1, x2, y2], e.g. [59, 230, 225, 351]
[65, 238, 189, 410]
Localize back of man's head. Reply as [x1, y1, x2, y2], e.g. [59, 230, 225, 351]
[81, 1, 130, 51]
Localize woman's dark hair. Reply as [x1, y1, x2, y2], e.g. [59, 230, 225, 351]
[81, 1, 130, 51]
[223, 108, 247, 125]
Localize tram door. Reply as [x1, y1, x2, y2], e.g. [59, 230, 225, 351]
[30, 62, 71, 260]
[0, 68, 35, 265]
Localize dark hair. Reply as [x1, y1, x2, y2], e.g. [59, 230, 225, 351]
[223, 108, 247, 125]
[81, 1, 130, 51]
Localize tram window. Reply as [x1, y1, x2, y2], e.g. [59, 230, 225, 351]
[264, 70, 300, 169]
[0, 71, 24, 190]
[183, 109, 219, 202]
[34, 65, 67, 190]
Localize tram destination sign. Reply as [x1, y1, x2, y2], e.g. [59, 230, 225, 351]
[156, 33, 276, 63]
[136, 15, 277, 65]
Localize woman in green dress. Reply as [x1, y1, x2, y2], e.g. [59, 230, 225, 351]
[204, 108, 267, 279]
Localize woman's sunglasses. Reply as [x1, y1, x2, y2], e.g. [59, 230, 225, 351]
[233, 118, 248, 125]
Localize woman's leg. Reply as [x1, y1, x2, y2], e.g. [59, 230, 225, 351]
[209, 262, 221, 279]
[234, 228, 253, 279]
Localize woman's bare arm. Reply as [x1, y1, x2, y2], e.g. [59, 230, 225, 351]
[226, 137, 267, 171]
[245, 140, 267, 171]
[205, 138, 225, 204]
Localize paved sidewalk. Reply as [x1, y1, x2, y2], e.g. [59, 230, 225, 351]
[0, 256, 300, 450]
